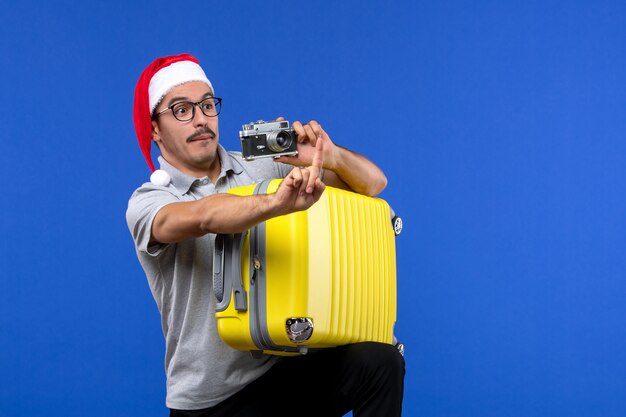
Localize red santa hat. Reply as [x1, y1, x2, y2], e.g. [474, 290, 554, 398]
[133, 53, 213, 173]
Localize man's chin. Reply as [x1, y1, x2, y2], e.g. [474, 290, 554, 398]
[191, 148, 220, 165]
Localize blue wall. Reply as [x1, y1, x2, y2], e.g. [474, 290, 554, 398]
[1, 1, 625, 416]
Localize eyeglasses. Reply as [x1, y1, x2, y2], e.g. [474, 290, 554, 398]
[155, 97, 222, 121]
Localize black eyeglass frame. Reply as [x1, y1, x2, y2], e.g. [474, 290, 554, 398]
[154, 97, 222, 121]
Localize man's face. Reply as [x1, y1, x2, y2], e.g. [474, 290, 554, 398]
[152, 81, 220, 176]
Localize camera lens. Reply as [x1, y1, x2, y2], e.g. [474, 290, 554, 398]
[275, 132, 290, 148]
[267, 130, 293, 152]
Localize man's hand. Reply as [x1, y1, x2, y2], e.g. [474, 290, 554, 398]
[274, 118, 332, 194]
[273, 117, 387, 197]
[271, 166, 325, 215]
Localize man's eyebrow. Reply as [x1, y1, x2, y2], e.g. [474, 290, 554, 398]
[166, 91, 215, 107]
[166, 96, 189, 107]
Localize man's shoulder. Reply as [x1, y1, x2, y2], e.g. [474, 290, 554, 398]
[126, 181, 182, 232]
[128, 181, 181, 207]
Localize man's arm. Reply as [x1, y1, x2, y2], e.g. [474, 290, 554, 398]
[317, 143, 387, 197]
[276, 120, 387, 197]
[151, 166, 324, 244]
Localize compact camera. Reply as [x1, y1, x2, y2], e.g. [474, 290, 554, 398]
[239, 120, 298, 161]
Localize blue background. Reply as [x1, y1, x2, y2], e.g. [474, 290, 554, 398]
[1, 1, 625, 416]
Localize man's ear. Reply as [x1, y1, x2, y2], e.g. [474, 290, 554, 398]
[152, 120, 161, 145]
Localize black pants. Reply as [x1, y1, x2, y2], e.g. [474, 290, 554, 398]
[170, 342, 405, 417]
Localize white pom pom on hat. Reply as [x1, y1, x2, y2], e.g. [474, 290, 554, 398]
[150, 169, 171, 186]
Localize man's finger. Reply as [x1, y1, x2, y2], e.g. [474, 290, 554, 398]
[306, 137, 324, 193]
[289, 167, 303, 188]
[292, 121, 304, 141]
[299, 169, 312, 195]
[309, 122, 323, 140]
[313, 177, 326, 199]
[312, 134, 324, 170]
[302, 124, 317, 144]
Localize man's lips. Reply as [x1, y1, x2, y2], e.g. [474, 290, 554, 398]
[188, 134, 214, 142]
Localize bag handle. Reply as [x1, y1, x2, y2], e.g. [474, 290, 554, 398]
[213, 232, 248, 312]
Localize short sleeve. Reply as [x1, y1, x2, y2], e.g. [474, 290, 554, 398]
[126, 184, 180, 256]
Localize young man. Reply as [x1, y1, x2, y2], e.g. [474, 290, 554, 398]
[126, 54, 404, 417]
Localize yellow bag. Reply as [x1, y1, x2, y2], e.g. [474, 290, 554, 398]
[213, 179, 400, 355]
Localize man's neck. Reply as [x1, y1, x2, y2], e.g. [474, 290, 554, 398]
[164, 156, 222, 184]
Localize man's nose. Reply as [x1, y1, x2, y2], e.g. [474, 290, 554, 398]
[192, 104, 210, 125]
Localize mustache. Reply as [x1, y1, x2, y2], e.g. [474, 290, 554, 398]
[187, 126, 217, 142]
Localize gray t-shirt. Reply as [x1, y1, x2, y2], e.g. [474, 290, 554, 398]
[126, 145, 293, 410]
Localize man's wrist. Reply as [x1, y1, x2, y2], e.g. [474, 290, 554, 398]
[260, 192, 283, 219]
